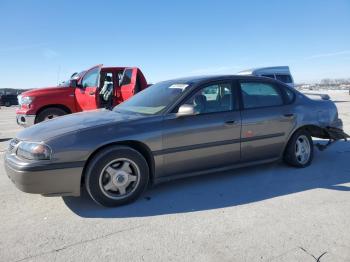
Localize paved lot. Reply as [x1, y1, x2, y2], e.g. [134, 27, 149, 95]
[0, 91, 350, 262]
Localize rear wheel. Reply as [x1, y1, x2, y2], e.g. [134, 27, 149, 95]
[36, 107, 67, 123]
[85, 146, 149, 207]
[284, 129, 313, 167]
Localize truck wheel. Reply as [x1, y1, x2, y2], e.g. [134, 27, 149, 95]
[36, 107, 67, 123]
[85, 146, 149, 207]
[284, 129, 313, 168]
[5, 102, 10, 107]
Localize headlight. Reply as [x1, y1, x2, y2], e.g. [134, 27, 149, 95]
[8, 138, 20, 152]
[16, 142, 52, 160]
[18, 96, 33, 106]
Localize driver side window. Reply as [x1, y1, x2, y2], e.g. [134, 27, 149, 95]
[82, 68, 99, 88]
[181, 83, 233, 114]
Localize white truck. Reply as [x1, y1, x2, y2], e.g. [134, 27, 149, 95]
[238, 66, 294, 87]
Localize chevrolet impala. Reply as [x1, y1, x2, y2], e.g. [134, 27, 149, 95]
[4, 75, 349, 206]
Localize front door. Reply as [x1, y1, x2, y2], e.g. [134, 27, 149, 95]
[238, 80, 296, 162]
[161, 81, 242, 177]
[119, 68, 137, 103]
[75, 65, 102, 111]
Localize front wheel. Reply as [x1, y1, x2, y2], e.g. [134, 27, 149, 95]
[284, 129, 313, 168]
[85, 146, 149, 207]
[35, 107, 67, 123]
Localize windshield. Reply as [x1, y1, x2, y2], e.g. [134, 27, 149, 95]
[58, 70, 86, 87]
[114, 81, 191, 115]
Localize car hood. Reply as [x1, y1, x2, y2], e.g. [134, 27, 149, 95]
[16, 110, 143, 141]
[20, 86, 70, 97]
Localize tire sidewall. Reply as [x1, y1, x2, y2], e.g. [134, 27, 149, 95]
[36, 108, 67, 123]
[285, 129, 313, 167]
[85, 146, 149, 207]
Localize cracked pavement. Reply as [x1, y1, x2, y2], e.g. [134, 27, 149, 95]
[0, 90, 350, 262]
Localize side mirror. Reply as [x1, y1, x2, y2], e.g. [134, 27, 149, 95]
[71, 79, 84, 88]
[70, 79, 79, 88]
[70, 72, 78, 78]
[177, 104, 196, 117]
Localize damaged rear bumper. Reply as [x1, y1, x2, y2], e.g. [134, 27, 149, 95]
[324, 126, 349, 141]
[315, 127, 349, 151]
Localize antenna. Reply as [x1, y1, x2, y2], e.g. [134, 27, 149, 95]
[56, 65, 61, 85]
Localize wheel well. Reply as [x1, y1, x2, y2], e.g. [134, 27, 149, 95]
[35, 105, 72, 123]
[283, 125, 330, 156]
[297, 125, 330, 139]
[36, 104, 71, 115]
[81, 141, 155, 186]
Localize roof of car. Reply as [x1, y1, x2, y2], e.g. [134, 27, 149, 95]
[162, 74, 275, 84]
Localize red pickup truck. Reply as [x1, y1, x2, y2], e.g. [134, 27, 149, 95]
[16, 65, 148, 127]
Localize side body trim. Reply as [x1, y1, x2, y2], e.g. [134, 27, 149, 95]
[153, 132, 285, 156]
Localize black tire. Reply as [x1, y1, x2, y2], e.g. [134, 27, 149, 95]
[85, 146, 149, 207]
[35, 107, 67, 123]
[284, 129, 313, 168]
[5, 102, 10, 107]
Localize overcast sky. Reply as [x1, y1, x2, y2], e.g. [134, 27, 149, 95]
[0, 0, 349, 89]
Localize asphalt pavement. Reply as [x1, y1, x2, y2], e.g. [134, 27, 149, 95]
[0, 91, 349, 262]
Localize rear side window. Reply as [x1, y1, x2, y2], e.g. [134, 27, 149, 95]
[276, 74, 292, 83]
[240, 82, 283, 109]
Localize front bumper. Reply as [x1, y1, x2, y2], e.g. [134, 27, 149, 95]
[4, 152, 83, 197]
[16, 114, 36, 127]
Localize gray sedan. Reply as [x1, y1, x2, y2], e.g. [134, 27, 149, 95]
[4, 75, 349, 206]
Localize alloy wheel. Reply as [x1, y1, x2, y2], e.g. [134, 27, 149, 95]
[99, 158, 140, 200]
[295, 135, 311, 165]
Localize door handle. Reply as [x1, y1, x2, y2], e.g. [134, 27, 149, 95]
[224, 120, 236, 125]
[283, 113, 294, 118]
[89, 91, 96, 95]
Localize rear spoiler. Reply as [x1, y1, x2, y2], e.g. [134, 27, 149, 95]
[302, 92, 330, 100]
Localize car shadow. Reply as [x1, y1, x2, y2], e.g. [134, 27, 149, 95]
[63, 140, 350, 218]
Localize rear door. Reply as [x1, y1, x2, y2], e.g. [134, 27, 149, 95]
[75, 65, 102, 111]
[238, 80, 296, 162]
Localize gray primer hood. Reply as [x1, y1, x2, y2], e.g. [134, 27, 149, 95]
[16, 110, 141, 141]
